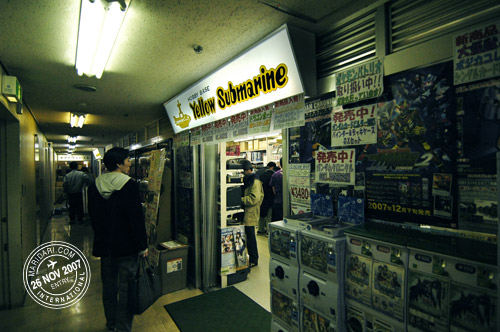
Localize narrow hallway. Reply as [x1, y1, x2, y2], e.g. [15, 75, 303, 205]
[0, 211, 270, 332]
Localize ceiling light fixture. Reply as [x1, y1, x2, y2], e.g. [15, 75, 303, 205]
[75, 0, 130, 79]
[70, 113, 87, 128]
[68, 136, 78, 143]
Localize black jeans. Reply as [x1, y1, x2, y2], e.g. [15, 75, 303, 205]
[272, 204, 283, 222]
[245, 226, 258, 264]
[101, 255, 138, 332]
[68, 192, 84, 222]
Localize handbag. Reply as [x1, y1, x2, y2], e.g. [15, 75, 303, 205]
[128, 256, 162, 315]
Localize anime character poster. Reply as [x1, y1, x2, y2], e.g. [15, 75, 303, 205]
[372, 261, 405, 321]
[220, 227, 236, 275]
[357, 62, 456, 227]
[345, 253, 372, 306]
[232, 226, 247, 267]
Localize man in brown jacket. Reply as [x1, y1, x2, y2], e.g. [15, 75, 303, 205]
[241, 160, 264, 267]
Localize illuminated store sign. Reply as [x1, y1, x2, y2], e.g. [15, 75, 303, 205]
[163, 25, 304, 134]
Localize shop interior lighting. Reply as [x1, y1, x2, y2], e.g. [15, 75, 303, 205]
[70, 113, 86, 128]
[75, 0, 130, 79]
[68, 136, 78, 143]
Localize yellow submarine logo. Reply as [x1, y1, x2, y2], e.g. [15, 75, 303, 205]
[173, 100, 191, 128]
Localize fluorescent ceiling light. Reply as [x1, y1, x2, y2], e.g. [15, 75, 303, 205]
[68, 144, 76, 150]
[70, 113, 86, 128]
[68, 136, 78, 143]
[75, 0, 130, 79]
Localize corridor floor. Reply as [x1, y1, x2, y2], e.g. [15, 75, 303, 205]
[0, 213, 270, 332]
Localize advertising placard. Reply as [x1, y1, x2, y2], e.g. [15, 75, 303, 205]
[332, 104, 378, 147]
[229, 111, 249, 139]
[248, 104, 273, 134]
[335, 59, 384, 106]
[201, 123, 214, 144]
[213, 118, 231, 142]
[272, 93, 305, 130]
[288, 163, 311, 206]
[315, 149, 356, 185]
[190, 127, 201, 146]
[453, 22, 500, 85]
[173, 130, 190, 149]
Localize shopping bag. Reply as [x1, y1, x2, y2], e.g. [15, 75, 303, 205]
[128, 256, 162, 315]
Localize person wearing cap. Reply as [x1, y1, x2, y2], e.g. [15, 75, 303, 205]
[240, 159, 264, 267]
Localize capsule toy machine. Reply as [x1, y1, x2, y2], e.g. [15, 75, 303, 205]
[269, 220, 307, 301]
[407, 234, 497, 332]
[298, 225, 346, 332]
[344, 223, 413, 332]
[271, 318, 293, 332]
[271, 286, 300, 332]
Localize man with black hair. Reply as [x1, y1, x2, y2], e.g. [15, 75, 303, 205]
[63, 161, 89, 224]
[256, 161, 276, 235]
[88, 147, 148, 332]
[240, 159, 263, 267]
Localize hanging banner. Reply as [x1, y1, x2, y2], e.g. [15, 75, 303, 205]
[335, 59, 384, 106]
[164, 26, 305, 133]
[248, 104, 273, 134]
[315, 149, 356, 185]
[173, 131, 190, 149]
[453, 22, 500, 85]
[190, 127, 202, 146]
[213, 118, 231, 142]
[272, 93, 305, 130]
[288, 163, 311, 206]
[201, 123, 215, 144]
[229, 111, 249, 139]
[332, 104, 378, 147]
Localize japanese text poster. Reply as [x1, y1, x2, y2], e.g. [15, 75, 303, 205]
[335, 59, 384, 106]
[213, 118, 230, 143]
[201, 123, 214, 144]
[315, 149, 356, 185]
[272, 93, 305, 130]
[454, 22, 500, 85]
[248, 104, 273, 134]
[332, 104, 378, 146]
[229, 111, 249, 138]
[288, 163, 311, 206]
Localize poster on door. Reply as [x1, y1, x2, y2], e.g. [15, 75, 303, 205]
[315, 148, 355, 185]
[331, 104, 378, 147]
[453, 22, 500, 85]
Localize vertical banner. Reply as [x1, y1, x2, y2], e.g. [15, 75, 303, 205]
[332, 104, 378, 147]
[335, 59, 384, 106]
[272, 93, 305, 130]
[248, 104, 273, 134]
[229, 111, 249, 139]
[454, 22, 500, 85]
[315, 149, 356, 185]
[213, 118, 230, 143]
[201, 123, 214, 144]
[190, 127, 202, 146]
[288, 163, 311, 207]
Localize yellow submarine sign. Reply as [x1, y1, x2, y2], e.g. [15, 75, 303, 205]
[164, 25, 304, 134]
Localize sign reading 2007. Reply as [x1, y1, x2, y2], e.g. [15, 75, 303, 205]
[23, 241, 91, 309]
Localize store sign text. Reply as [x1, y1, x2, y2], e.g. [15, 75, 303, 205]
[217, 64, 288, 110]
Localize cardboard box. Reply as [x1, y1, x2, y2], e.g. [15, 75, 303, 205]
[247, 141, 253, 150]
[258, 140, 267, 150]
[239, 141, 247, 151]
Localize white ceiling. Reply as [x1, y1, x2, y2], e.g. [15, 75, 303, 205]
[0, 0, 372, 153]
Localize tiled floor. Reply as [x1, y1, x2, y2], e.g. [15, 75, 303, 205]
[0, 213, 271, 331]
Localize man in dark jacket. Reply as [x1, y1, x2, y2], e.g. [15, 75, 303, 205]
[255, 161, 276, 235]
[63, 161, 89, 224]
[88, 147, 148, 332]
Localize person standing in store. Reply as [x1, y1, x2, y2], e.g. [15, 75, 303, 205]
[63, 161, 89, 224]
[88, 147, 148, 332]
[270, 157, 284, 221]
[241, 160, 264, 267]
[256, 161, 276, 235]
